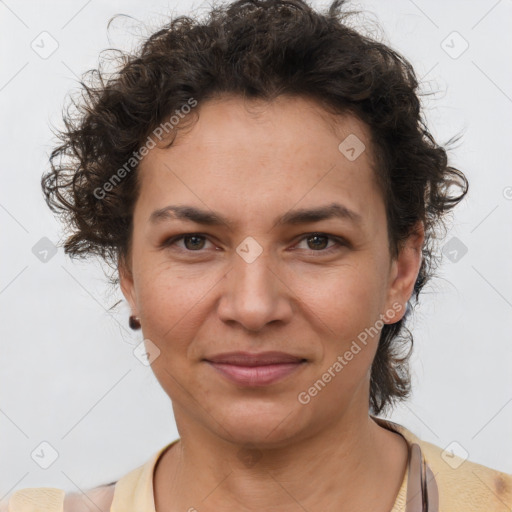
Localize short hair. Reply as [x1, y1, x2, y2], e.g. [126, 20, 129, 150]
[41, 0, 468, 415]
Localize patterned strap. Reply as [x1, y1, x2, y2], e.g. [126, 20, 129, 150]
[406, 443, 439, 512]
[8, 488, 65, 512]
[424, 459, 439, 511]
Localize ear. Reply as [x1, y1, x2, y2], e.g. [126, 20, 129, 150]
[383, 221, 424, 323]
[119, 255, 138, 315]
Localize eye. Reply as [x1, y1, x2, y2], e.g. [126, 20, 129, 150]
[160, 233, 214, 252]
[294, 232, 347, 254]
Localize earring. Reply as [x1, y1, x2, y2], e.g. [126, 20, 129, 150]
[129, 315, 141, 330]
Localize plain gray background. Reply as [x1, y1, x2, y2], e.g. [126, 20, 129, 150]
[1, 0, 511, 501]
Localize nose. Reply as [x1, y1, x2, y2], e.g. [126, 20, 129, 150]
[217, 246, 294, 332]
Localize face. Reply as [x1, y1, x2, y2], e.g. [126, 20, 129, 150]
[120, 94, 423, 447]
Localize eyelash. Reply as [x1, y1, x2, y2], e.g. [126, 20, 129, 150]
[160, 232, 348, 256]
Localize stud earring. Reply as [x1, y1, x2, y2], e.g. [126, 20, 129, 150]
[129, 315, 141, 330]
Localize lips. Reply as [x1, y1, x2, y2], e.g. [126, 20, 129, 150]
[204, 351, 307, 387]
[205, 351, 306, 366]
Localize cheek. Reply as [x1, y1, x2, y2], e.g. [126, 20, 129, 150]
[300, 272, 382, 410]
[136, 267, 219, 352]
[302, 262, 386, 332]
[300, 262, 387, 386]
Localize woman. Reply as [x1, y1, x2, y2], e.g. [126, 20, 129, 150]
[7, 0, 511, 510]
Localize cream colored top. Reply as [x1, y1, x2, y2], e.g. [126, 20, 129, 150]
[7, 416, 512, 511]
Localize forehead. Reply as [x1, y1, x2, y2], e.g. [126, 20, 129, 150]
[135, 94, 383, 228]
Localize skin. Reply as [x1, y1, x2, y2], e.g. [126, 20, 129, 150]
[119, 94, 424, 512]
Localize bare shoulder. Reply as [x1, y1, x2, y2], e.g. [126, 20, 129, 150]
[62, 483, 116, 512]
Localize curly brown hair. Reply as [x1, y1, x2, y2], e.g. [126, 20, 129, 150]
[41, 0, 468, 416]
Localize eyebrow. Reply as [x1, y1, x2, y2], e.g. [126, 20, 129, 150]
[148, 202, 362, 229]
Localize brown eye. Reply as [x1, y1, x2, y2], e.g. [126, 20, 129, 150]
[161, 233, 213, 251]
[293, 232, 348, 255]
[305, 234, 329, 250]
[182, 235, 207, 250]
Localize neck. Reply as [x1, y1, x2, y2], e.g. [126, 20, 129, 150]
[153, 409, 409, 512]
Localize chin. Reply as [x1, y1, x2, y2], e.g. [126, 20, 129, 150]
[213, 399, 307, 448]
